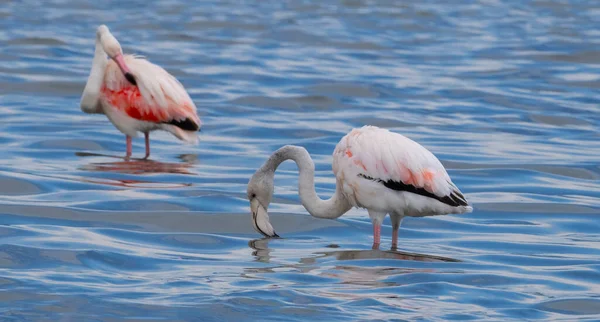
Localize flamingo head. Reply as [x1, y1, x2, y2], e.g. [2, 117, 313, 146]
[247, 168, 278, 238]
[96, 25, 136, 86]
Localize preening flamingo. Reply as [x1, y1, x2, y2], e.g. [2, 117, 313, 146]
[80, 25, 201, 159]
[247, 126, 472, 249]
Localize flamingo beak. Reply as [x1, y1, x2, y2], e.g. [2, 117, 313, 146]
[113, 53, 137, 86]
[250, 198, 279, 238]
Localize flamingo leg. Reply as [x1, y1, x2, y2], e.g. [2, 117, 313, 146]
[368, 210, 386, 250]
[125, 135, 132, 159]
[144, 132, 150, 159]
[391, 214, 403, 250]
[372, 224, 381, 250]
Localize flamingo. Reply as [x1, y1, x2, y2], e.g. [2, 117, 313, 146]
[247, 125, 472, 249]
[80, 25, 201, 159]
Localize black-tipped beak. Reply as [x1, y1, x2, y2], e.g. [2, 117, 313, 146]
[125, 73, 137, 86]
[250, 198, 279, 238]
[113, 54, 137, 86]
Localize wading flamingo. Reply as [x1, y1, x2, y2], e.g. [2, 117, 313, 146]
[247, 126, 472, 249]
[80, 25, 201, 159]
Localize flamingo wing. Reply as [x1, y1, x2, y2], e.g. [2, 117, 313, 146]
[333, 126, 468, 208]
[101, 55, 201, 131]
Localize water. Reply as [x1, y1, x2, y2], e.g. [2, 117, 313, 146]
[0, 0, 599, 321]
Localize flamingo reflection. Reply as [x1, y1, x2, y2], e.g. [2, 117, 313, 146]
[246, 238, 460, 292]
[247, 237, 459, 264]
[76, 152, 198, 188]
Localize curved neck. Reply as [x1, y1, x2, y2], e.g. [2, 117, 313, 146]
[80, 38, 107, 114]
[264, 145, 352, 219]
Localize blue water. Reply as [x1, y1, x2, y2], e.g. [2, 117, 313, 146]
[1, 1, 600, 321]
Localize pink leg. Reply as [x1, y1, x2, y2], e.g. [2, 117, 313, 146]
[144, 132, 150, 159]
[372, 224, 381, 250]
[369, 210, 385, 250]
[392, 228, 399, 249]
[125, 135, 132, 159]
[391, 214, 403, 250]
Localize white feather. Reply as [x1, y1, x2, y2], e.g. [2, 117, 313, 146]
[103, 55, 200, 122]
[333, 126, 472, 215]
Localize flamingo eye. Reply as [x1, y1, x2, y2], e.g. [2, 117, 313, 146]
[251, 193, 256, 198]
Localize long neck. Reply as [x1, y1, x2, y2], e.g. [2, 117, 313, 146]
[80, 38, 107, 114]
[265, 145, 352, 219]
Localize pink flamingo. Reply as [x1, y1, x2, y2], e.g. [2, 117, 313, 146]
[247, 126, 472, 249]
[80, 25, 201, 159]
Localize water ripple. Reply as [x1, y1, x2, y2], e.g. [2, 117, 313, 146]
[0, 0, 599, 321]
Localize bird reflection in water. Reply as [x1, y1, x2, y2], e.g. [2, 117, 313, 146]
[319, 247, 459, 291]
[76, 152, 198, 187]
[248, 238, 274, 264]
[318, 246, 460, 263]
[77, 152, 197, 174]
[246, 237, 460, 290]
[248, 237, 459, 264]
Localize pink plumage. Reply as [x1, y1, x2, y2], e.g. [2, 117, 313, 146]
[333, 126, 471, 216]
[247, 125, 472, 249]
[102, 57, 199, 124]
[80, 25, 201, 159]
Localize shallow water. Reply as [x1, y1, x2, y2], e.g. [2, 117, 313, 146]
[1, 0, 600, 321]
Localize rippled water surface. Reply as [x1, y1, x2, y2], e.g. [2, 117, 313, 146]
[1, 1, 600, 321]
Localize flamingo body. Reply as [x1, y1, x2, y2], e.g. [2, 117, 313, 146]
[332, 126, 470, 217]
[81, 25, 201, 159]
[100, 55, 201, 143]
[247, 125, 472, 249]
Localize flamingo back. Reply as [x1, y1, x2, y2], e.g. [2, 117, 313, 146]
[333, 126, 470, 214]
[101, 55, 201, 131]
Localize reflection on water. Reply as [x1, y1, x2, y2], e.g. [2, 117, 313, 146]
[77, 152, 198, 175]
[246, 237, 460, 293]
[318, 249, 460, 263]
[0, 0, 599, 320]
[249, 238, 459, 264]
[73, 152, 198, 188]
[248, 238, 275, 263]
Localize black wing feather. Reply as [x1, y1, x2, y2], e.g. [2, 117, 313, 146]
[163, 118, 200, 132]
[359, 174, 468, 207]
